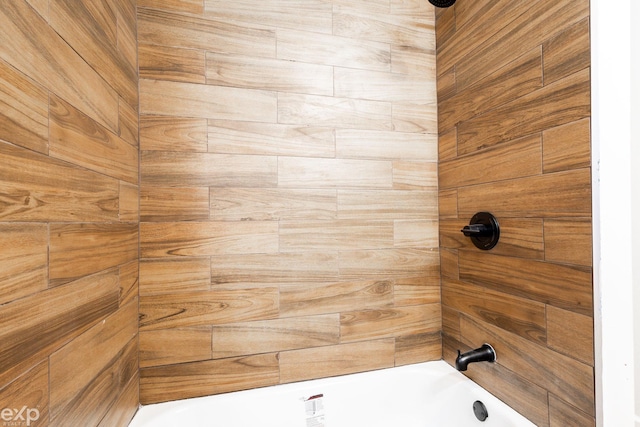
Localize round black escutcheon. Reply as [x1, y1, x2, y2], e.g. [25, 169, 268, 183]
[473, 400, 489, 422]
[460, 212, 500, 250]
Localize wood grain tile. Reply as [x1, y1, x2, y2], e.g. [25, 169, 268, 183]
[437, 127, 457, 161]
[0, 59, 48, 154]
[340, 304, 441, 343]
[116, 0, 138, 78]
[395, 331, 442, 366]
[494, 218, 546, 259]
[0, 0, 119, 130]
[458, 169, 592, 219]
[393, 220, 439, 248]
[204, 0, 333, 34]
[339, 249, 441, 280]
[450, 0, 490, 30]
[277, 93, 393, 131]
[140, 258, 211, 295]
[119, 260, 139, 307]
[49, 95, 138, 184]
[439, 134, 542, 189]
[439, 218, 544, 260]
[336, 129, 437, 161]
[457, 68, 590, 154]
[393, 276, 441, 307]
[49, 300, 138, 422]
[442, 279, 546, 344]
[211, 315, 340, 359]
[140, 221, 278, 258]
[0, 141, 119, 222]
[140, 353, 279, 404]
[459, 351, 551, 427]
[438, 47, 543, 133]
[439, 248, 458, 280]
[433, 2, 454, 48]
[461, 315, 594, 416]
[25, 0, 49, 20]
[206, 52, 333, 96]
[280, 279, 393, 317]
[67, 0, 116, 45]
[334, 68, 436, 102]
[140, 328, 212, 368]
[436, 0, 532, 80]
[277, 29, 391, 72]
[118, 98, 139, 147]
[438, 189, 458, 219]
[139, 43, 206, 84]
[437, 1, 593, 420]
[391, 0, 436, 15]
[0, 270, 120, 387]
[544, 218, 592, 266]
[442, 306, 460, 342]
[0, 361, 49, 423]
[137, 0, 203, 14]
[49, 0, 138, 106]
[332, 0, 390, 9]
[139, 287, 279, 331]
[50, 337, 138, 427]
[543, 17, 590, 85]
[392, 161, 438, 189]
[119, 181, 139, 222]
[279, 220, 394, 252]
[278, 157, 393, 189]
[0, 224, 48, 305]
[549, 394, 595, 427]
[1, 0, 143, 420]
[132, 0, 441, 405]
[547, 305, 594, 365]
[141, 151, 278, 187]
[454, 0, 589, 91]
[392, 101, 438, 133]
[137, 7, 276, 58]
[140, 79, 277, 122]
[436, 65, 456, 101]
[211, 252, 339, 287]
[391, 45, 437, 75]
[140, 115, 208, 152]
[96, 373, 139, 427]
[141, 187, 210, 221]
[542, 118, 591, 173]
[459, 250, 592, 316]
[49, 223, 138, 285]
[210, 188, 337, 221]
[208, 120, 335, 158]
[333, 6, 435, 50]
[279, 339, 395, 383]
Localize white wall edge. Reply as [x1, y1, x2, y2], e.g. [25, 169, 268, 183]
[591, 0, 635, 425]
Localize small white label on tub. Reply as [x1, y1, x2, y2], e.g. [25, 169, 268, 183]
[303, 394, 325, 427]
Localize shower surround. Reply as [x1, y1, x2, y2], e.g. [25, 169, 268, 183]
[0, 0, 594, 426]
[137, 0, 441, 405]
[0, 1, 140, 426]
[436, 1, 593, 426]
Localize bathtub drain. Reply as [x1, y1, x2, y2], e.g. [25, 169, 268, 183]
[473, 400, 488, 422]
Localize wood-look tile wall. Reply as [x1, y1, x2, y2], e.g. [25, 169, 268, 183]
[1, 0, 595, 423]
[0, 1, 139, 426]
[137, 0, 440, 404]
[435, 1, 593, 426]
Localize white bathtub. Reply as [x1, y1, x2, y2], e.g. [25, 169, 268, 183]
[129, 361, 535, 427]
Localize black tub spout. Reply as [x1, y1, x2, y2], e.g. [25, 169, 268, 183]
[456, 344, 496, 371]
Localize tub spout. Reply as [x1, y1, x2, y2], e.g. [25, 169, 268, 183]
[455, 344, 496, 371]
